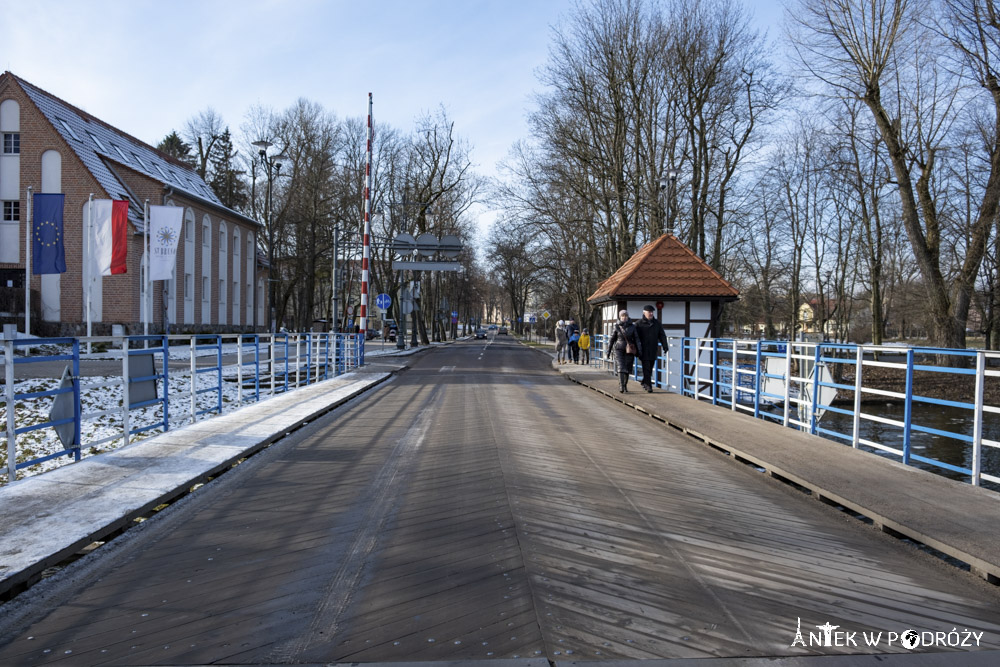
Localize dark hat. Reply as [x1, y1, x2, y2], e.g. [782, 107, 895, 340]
[643, 305, 655, 312]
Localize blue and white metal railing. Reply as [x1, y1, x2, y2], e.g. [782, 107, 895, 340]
[3, 338, 81, 480]
[590, 334, 1000, 490]
[1, 331, 364, 482]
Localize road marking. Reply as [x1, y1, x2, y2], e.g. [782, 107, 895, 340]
[439, 366, 455, 372]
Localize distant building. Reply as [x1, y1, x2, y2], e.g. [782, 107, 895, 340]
[798, 298, 838, 337]
[0, 71, 267, 335]
[587, 233, 739, 341]
[588, 233, 739, 393]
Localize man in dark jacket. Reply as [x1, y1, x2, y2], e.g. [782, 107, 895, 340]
[635, 304, 669, 392]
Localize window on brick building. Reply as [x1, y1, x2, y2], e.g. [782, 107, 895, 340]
[3, 201, 19, 221]
[3, 133, 19, 154]
[202, 276, 209, 302]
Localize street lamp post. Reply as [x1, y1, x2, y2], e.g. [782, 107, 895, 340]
[252, 140, 287, 333]
[659, 169, 678, 235]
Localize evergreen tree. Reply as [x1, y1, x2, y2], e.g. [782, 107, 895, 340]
[157, 130, 194, 167]
[209, 128, 248, 210]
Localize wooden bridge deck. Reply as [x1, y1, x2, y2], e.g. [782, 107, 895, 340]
[0, 339, 999, 665]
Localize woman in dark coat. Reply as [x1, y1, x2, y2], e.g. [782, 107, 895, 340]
[607, 309, 640, 393]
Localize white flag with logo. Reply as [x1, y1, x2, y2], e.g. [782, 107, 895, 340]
[148, 205, 183, 280]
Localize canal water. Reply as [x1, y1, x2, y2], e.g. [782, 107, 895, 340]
[819, 402, 1000, 492]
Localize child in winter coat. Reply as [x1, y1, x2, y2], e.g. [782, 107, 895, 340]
[578, 329, 591, 365]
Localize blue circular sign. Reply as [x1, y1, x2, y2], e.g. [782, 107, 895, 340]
[375, 293, 392, 310]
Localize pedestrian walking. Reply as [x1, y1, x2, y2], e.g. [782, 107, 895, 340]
[565, 317, 580, 363]
[578, 328, 591, 365]
[555, 320, 568, 364]
[607, 310, 640, 393]
[635, 305, 669, 392]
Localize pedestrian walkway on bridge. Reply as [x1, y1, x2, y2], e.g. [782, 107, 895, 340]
[550, 359, 1000, 587]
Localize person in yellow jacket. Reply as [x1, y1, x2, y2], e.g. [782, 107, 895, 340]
[578, 329, 591, 365]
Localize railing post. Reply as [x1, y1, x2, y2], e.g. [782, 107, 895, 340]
[711, 338, 719, 405]
[731, 341, 738, 411]
[284, 335, 290, 393]
[270, 336, 276, 397]
[972, 350, 986, 486]
[72, 339, 81, 461]
[852, 345, 863, 449]
[753, 340, 762, 420]
[237, 334, 244, 407]
[254, 335, 260, 402]
[122, 336, 130, 447]
[216, 334, 222, 415]
[324, 333, 330, 380]
[902, 348, 915, 466]
[190, 336, 197, 423]
[783, 342, 792, 428]
[162, 335, 170, 431]
[293, 334, 300, 388]
[810, 343, 822, 435]
[4, 339, 15, 481]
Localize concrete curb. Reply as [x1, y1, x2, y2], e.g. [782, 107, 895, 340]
[0, 371, 391, 600]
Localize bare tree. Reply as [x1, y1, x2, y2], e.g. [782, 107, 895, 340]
[185, 108, 227, 181]
[790, 0, 1000, 349]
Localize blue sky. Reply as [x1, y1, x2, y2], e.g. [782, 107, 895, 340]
[4, 0, 786, 228]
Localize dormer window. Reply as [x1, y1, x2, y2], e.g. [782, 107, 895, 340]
[57, 118, 80, 141]
[87, 132, 106, 152]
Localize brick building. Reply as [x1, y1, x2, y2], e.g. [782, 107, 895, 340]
[0, 72, 267, 336]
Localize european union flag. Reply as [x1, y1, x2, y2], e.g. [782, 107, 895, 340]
[33, 193, 66, 274]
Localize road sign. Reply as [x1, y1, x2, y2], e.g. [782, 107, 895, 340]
[529, 315, 537, 323]
[542, 310, 550, 320]
[451, 311, 458, 318]
[347, 306, 354, 316]
[376, 293, 392, 310]
[400, 300, 413, 315]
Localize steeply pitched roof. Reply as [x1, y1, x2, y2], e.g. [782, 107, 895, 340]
[6, 72, 255, 229]
[588, 234, 739, 304]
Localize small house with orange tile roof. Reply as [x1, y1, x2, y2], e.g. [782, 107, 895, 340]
[587, 233, 739, 341]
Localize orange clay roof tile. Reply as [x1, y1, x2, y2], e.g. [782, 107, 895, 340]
[587, 234, 739, 304]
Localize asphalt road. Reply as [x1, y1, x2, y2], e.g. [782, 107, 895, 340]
[1, 336, 999, 664]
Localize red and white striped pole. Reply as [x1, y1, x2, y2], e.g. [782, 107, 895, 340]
[359, 93, 374, 346]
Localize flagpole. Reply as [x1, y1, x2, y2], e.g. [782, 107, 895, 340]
[144, 199, 149, 339]
[25, 187, 32, 339]
[86, 194, 93, 354]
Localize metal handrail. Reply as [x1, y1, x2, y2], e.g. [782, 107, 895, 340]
[2, 332, 363, 483]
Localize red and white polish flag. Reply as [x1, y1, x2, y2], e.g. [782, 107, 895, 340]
[92, 199, 129, 275]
